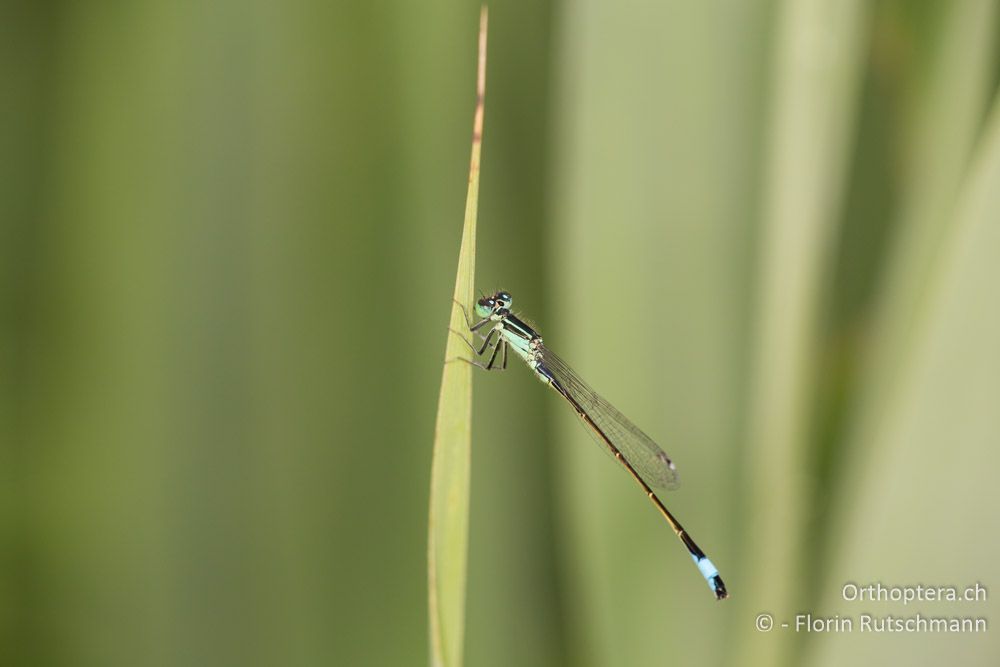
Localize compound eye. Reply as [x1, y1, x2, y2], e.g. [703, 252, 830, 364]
[474, 297, 493, 318]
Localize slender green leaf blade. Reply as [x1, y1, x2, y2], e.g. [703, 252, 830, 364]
[428, 9, 487, 667]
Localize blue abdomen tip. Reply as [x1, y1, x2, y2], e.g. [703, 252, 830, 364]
[694, 556, 719, 582]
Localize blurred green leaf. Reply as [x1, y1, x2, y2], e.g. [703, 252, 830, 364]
[549, 2, 770, 665]
[845, 0, 998, 477]
[733, 1, 869, 665]
[810, 88, 1000, 667]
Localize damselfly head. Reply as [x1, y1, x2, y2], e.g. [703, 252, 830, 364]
[476, 290, 513, 319]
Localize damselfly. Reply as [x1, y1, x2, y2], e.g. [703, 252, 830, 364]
[453, 290, 728, 600]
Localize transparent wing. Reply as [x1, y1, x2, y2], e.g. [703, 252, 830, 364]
[539, 345, 680, 491]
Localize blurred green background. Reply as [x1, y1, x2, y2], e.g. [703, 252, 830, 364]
[2, 0, 998, 665]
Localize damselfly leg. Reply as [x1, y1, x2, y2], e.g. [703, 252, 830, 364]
[447, 300, 508, 371]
